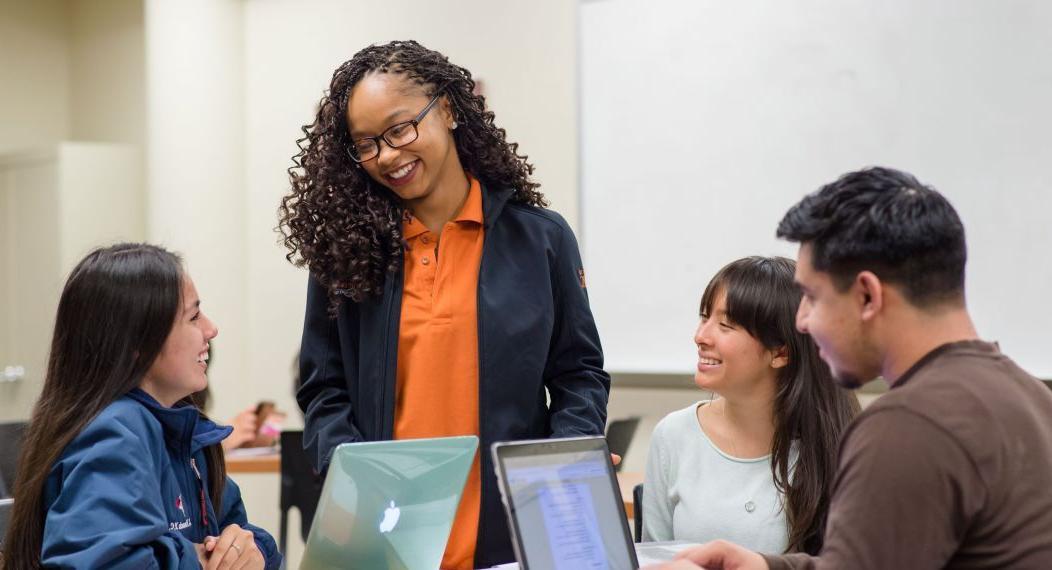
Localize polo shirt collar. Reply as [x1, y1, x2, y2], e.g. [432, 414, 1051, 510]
[402, 173, 483, 239]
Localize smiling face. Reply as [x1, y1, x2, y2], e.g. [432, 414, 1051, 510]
[693, 290, 784, 397]
[346, 72, 463, 207]
[794, 244, 880, 388]
[140, 276, 218, 407]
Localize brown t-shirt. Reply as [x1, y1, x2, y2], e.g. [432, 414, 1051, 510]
[765, 340, 1052, 569]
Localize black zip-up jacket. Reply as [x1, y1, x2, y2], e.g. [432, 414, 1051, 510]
[297, 185, 611, 567]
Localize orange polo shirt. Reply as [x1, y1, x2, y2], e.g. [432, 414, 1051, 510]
[395, 175, 484, 570]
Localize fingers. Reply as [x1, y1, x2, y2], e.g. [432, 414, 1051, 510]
[641, 560, 705, 570]
[205, 525, 256, 570]
[230, 541, 264, 570]
[611, 453, 622, 465]
[673, 540, 768, 570]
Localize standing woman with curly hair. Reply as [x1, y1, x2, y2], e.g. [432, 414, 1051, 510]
[279, 40, 610, 569]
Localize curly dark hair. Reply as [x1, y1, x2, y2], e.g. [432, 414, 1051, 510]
[278, 40, 547, 312]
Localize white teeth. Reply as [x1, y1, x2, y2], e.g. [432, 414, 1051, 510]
[198, 353, 209, 363]
[388, 161, 415, 180]
[699, 357, 722, 365]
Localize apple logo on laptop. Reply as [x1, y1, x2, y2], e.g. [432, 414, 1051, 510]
[379, 500, 401, 534]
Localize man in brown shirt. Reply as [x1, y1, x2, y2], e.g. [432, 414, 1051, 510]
[650, 167, 1052, 569]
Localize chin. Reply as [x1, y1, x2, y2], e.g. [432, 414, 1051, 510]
[693, 372, 720, 392]
[830, 363, 877, 390]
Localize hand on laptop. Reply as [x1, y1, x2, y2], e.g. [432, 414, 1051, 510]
[642, 540, 768, 570]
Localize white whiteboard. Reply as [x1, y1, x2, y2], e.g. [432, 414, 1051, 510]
[580, 0, 1052, 376]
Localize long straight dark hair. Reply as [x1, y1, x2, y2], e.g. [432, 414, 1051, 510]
[1, 243, 227, 569]
[700, 256, 859, 554]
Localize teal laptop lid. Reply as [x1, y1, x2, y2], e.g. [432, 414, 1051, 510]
[300, 436, 479, 570]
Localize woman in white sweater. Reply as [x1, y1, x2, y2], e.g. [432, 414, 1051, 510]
[642, 256, 859, 554]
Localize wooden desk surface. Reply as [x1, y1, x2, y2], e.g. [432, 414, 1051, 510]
[618, 471, 643, 519]
[226, 452, 279, 474]
[226, 452, 644, 518]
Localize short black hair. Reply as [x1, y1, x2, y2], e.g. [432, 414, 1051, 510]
[777, 167, 967, 307]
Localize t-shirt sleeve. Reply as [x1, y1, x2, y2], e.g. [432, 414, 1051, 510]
[766, 407, 986, 570]
[642, 414, 676, 542]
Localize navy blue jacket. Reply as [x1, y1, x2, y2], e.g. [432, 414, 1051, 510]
[297, 185, 611, 568]
[41, 389, 282, 569]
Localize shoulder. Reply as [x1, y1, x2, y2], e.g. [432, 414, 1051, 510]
[840, 404, 969, 472]
[63, 398, 161, 460]
[652, 402, 702, 445]
[500, 202, 575, 237]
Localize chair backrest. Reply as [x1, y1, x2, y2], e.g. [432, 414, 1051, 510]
[605, 416, 641, 472]
[632, 483, 644, 543]
[0, 422, 27, 498]
[0, 497, 13, 550]
[279, 430, 324, 551]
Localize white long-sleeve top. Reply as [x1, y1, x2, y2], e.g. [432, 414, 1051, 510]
[641, 401, 796, 554]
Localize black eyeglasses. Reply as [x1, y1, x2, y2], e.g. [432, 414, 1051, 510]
[346, 91, 444, 163]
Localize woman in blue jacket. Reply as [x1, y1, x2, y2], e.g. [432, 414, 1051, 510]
[1, 244, 281, 569]
[278, 40, 610, 568]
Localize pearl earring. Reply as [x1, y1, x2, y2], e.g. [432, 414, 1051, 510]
[451, 121, 458, 130]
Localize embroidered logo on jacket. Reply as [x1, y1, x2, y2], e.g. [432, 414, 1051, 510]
[176, 495, 187, 518]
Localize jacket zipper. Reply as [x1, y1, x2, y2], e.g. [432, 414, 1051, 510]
[190, 458, 209, 531]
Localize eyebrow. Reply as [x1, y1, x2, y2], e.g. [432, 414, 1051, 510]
[349, 108, 415, 139]
[184, 299, 200, 313]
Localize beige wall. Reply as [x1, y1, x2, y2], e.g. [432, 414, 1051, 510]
[69, 0, 146, 147]
[0, 0, 146, 420]
[0, 0, 71, 154]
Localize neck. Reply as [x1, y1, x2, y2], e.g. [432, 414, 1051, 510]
[138, 381, 181, 408]
[713, 381, 778, 444]
[408, 167, 470, 235]
[882, 307, 978, 385]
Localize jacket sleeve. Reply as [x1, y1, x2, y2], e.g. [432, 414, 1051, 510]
[216, 476, 283, 569]
[297, 275, 364, 473]
[543, 221, 611, 438]
[41, 420, 200, 569]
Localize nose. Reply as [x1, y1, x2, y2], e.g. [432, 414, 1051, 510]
[795, 300, 809, 334]
[203, 315, 219, 340]
[693, 319, 712, 347]
[375, 139, 402, 169]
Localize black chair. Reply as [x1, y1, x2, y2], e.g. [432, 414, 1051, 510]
[0, 497, 12, 550]
[605, 416, 641, 473]
[279, 430, 324, 554]
[0, 422, 27, 499]
[633, 483, 644, 542]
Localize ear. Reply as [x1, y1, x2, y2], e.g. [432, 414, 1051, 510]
[855, 271, 884, 321]
[439, 96, 456, 128]
[770, 345, 789, 369]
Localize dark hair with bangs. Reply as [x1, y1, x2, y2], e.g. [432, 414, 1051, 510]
[700, 256, 859, 554]
[1, 243, 227, 569]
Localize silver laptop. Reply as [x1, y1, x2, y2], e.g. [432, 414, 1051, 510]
[301, 436, 478, 570]
[491, 436, 649, 570]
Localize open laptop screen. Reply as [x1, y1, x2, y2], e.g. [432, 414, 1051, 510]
[493, 437, 638, 570]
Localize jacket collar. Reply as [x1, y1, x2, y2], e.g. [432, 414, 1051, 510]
[479, 181, 514, 230]
[126, 388, 233, 453]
